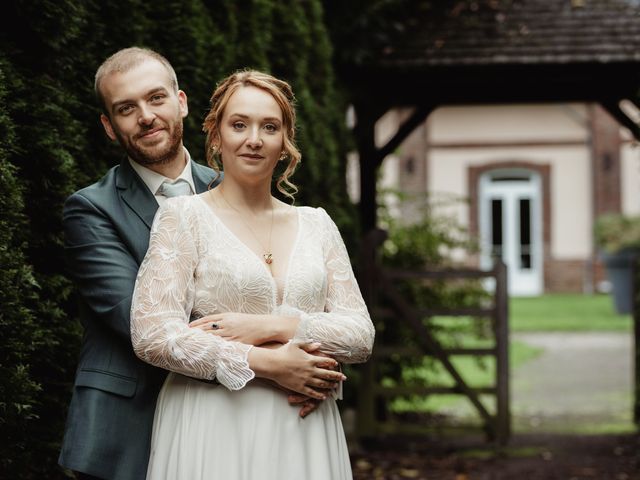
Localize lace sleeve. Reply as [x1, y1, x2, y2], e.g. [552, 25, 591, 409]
[292, 208, 375, 363]
[130, 198, 254, 390]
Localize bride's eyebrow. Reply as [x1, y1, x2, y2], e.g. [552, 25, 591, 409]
[262, 117, 282, 124]
[228, 113, 282, 124]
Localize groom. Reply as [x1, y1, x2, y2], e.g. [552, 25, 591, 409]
[58, 47, 219, 480]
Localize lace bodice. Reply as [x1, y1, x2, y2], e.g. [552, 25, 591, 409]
[130, 195, 375, 391]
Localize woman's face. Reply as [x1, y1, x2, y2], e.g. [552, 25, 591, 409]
[218, 85, 284, 184]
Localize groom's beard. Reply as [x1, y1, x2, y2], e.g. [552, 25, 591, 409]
[116, 119, 184, 167]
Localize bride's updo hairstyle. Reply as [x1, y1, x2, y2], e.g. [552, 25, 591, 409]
[203, 70, 301, 199]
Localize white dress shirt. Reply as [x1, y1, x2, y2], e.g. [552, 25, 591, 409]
[128, 147, 196, 205]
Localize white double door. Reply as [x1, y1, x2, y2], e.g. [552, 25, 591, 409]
[479, 171, 543, 296]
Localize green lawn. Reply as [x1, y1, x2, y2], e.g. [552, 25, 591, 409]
[390, 339, 542, 413]
[510, 293, 632, 332]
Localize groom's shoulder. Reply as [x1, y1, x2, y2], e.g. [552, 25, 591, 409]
[65, 164, 123, 212]
[72, 164, 120, 198]
[192, 159, 217, 177]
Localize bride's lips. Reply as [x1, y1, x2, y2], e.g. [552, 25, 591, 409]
[240, 153, 264, 159]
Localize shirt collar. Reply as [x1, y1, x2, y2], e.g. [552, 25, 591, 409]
[128, 147, 196, 196]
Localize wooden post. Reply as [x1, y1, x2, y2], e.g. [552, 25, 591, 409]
[495, 260, 511, 444]
[356, 229, 387, 437]
[633, 255, 640, 426]
[353, 105, 380, 234]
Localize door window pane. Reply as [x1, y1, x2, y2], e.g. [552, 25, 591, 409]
[491, 198, 503, 259]
[519, 198, 531, 269]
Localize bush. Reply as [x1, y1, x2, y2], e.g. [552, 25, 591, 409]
[368, 192, 493, 419]
[594, 213, 640, 254]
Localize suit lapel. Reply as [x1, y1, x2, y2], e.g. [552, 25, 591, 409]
[116, 159, 158, 229]
[118, 159, 216, 225]
[116, 159, 217, 263]
[192, 161, 221, 194]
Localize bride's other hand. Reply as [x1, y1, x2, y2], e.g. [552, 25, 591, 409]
[189, 312, 298, 345]
[249, 341, 346, 399]
[288, 345, 341, 417]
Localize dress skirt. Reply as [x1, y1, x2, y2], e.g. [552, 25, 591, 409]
[146, 373, 353, 480]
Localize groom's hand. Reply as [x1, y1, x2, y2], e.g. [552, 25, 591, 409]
[288, 394, 322, 418]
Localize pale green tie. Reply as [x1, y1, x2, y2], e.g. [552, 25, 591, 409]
[158, 179, 192, 198]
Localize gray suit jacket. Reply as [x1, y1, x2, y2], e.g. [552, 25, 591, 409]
[58, 158, 219, 480]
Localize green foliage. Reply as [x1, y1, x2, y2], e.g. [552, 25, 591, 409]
[147, 0, 224, 159]
[323, 0, 420, 64]
[594, 213, 640, 254]
[0, 2, 91, 477]
[380, 191, 485, 313]
[270, 0, 358, 244]
[371, 192, 494, 420]
[379, 193, 489, 338]
[0, 59, 45, 476]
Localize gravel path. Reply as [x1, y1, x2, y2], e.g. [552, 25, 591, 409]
[512, 332, 634, 431]
[438, 331, 635, 431]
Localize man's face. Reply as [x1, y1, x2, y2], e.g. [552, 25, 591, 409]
[99, 59, 188, 169]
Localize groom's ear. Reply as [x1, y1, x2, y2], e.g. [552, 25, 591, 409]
[100, 114, 117, 141]
[178, 90, 188, 118]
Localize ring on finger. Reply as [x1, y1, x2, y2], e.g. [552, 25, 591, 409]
[211, 323, 219, 330]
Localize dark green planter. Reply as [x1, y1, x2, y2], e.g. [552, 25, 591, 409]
[601, 249, 639, 315]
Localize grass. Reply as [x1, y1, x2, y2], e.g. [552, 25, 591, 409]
[510, 293, 632, 332]
[389, 339, 543, 413]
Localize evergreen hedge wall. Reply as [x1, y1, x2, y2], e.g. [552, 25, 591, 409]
[0, 1, 354, 477]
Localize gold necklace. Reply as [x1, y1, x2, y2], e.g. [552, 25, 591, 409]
[217, 188, 275, 266]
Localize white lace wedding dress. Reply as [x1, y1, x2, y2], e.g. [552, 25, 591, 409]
[130, 195, 375, 480]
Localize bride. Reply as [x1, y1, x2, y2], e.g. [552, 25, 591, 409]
[130, 70, 375, 479]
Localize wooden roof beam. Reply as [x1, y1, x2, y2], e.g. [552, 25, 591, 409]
[601, 99, 640, 141]
[374, 104, 434, 167]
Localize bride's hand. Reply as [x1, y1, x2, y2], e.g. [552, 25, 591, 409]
[249, 342, 346, 399]
[190, 313, 264, 345]
[287, 347, 341, 417]
[189, 312, 297, 345]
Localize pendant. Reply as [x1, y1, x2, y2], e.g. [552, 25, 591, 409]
[263, 253, 273, 265]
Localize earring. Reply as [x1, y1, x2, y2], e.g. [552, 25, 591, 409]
[210, 144, 222, 165]
[279, 151, 287, 161]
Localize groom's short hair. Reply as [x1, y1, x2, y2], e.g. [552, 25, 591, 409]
[94, 47, 179, 112]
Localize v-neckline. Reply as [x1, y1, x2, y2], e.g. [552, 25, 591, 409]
[194, 194, 301, 304]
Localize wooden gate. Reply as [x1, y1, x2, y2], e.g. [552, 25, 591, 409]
[357, 229, 510, 444]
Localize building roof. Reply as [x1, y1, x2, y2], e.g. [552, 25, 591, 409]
[340, 0, 640, 125]
[374, 0, 640, 68]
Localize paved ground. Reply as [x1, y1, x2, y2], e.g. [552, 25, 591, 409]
[511, 332, 634, 432]
[436, 331, 634, 432]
